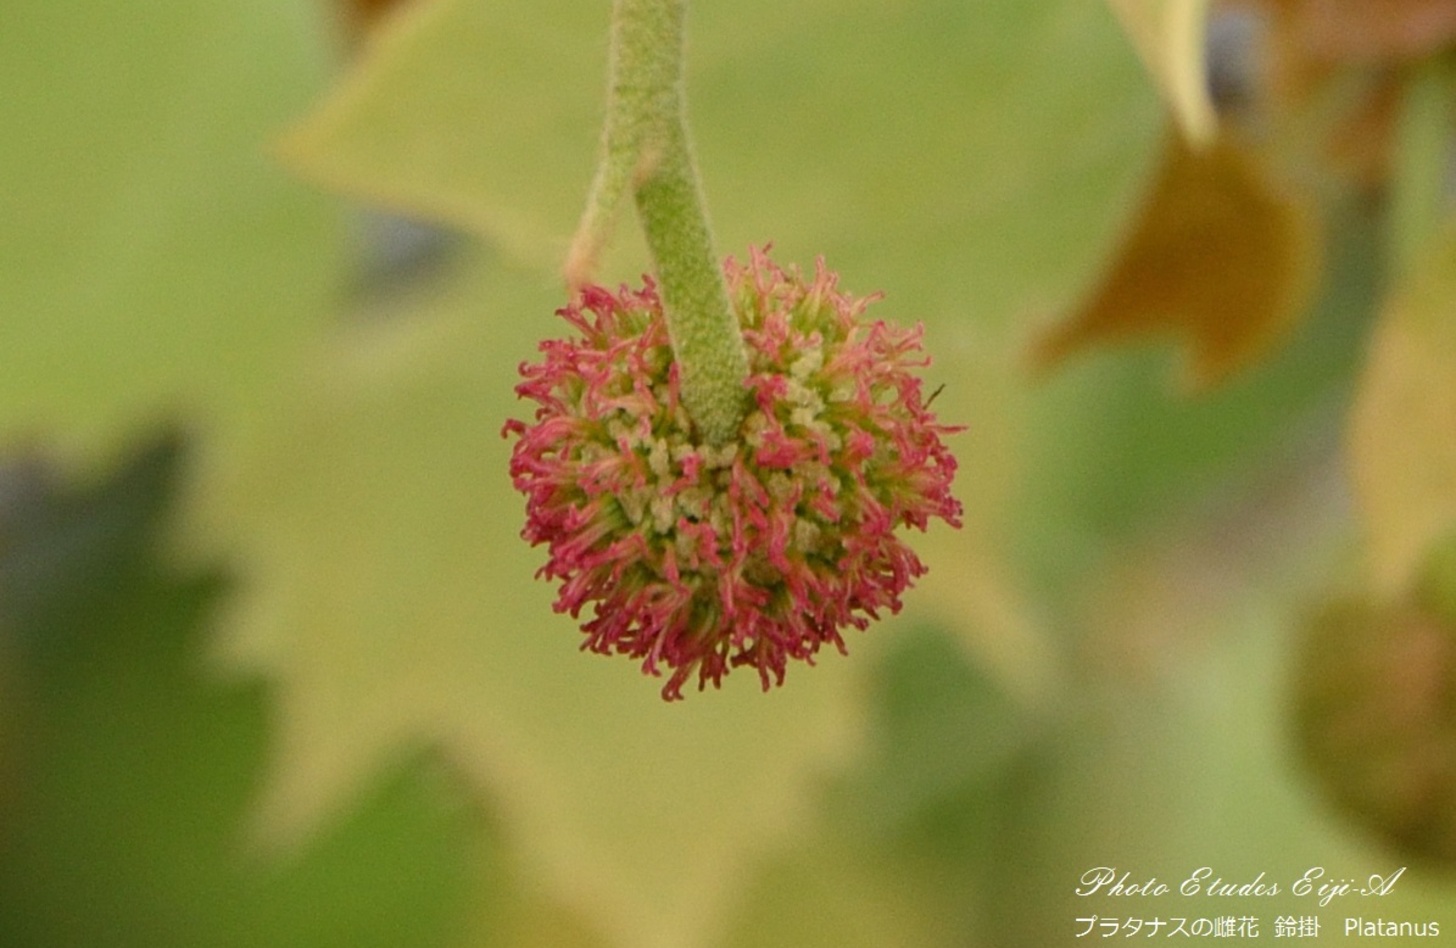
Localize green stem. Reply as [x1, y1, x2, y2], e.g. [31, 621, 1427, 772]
[570, 0, 749, 444]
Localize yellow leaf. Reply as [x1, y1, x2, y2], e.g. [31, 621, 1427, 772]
[1388, 54, 1456, 277]
[189, 259, 866, 948]
[718, 831, 966, 948]
[278, 0, 1164, 336]
[277, 0, 604, 265]
[1349, 226, 1456, 593]
[1032, 133, 1320, 389]
[1106, 0, 1217, 144]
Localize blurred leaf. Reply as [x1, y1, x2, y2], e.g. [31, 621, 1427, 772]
[0, 438, 483, 948]
[982, 600, 1456, 944]
[824, 626, 1033, 842]
[1388, 54, 1456, 276]
[955, 390, 1456, 943]
[340, 0, 418, 36]
[191, 258, 864, 948]
[1418, 531, 1456, 623]
[1014, 193, 1378, 616]
[1273, 0, 1456, 62]
[721, 632, 1038, 947]
[908, 533, 1061, 710]
[1033, 133, 1320, 389]
[717, 830, 972, 948]
[275, 0, 1168, 727]
[277, 0, 602, 265]
[1350, 225, 1456, 594]
[1105, 0, 1218, 143]
[280, 0, 1163, 333]
[0, 0, 341, 459]
[1293, 594, 1456, 863]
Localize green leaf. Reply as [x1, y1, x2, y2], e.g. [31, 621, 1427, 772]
[0, 0, 342, 459]
[190, 257, 866, 948]
[0, 438, 484, 948]
[823, 626, 1032, 842]
[713, 629, 1027, 948]
[1388, 55, 1456, 278]
[716, 830, 968, 948]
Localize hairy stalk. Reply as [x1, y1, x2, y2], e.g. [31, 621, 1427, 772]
[567, 0, 748, 444]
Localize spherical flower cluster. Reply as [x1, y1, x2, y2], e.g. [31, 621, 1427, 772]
[503, 247, 963, 700]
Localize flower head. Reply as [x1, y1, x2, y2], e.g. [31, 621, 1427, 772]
[503, 247, 962, 700]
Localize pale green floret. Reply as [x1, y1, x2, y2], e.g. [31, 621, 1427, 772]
[784, 377, 827, 426]
[606, 416, 653, 452]
[789, 347, 824, 381]
[793, 518, 821, 550]
[796, 460, 834, 493]
[788, 402, 821, 428]
[701, 442, 738, 470]
[674, 484, 716, 522]
[706, 498, 731, 538]
[766, 472, 795, 504]
[648, 438, 672, 480]
[650, 494, 676, 533]
[618, 486, 650, 527]
[740, 412, 770, 450]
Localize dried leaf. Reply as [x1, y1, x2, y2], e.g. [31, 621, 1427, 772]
[1276, 0, 1456, 62]
[1349, 226, 1456, 594]
[1240, 1, 1456, 189]
[1032, 133, 1320, 389]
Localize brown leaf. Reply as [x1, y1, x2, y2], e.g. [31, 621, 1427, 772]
[337, 0, 418, 39]
[1349, 226, 1456, 593]
[1215, 2, 1412, 189]
[1271, 0, 1456, 63]
[1032, 133, 1320, 389]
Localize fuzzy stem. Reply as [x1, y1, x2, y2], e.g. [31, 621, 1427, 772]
[570, 0, 749, 444]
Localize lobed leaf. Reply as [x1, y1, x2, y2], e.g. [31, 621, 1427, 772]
[280, 0, 1164, 335]
[192, 259, 865, 948]
[1032, 133, 1320, 390]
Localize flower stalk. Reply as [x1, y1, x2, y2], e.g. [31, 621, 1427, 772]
[566, 0, 749, 445]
